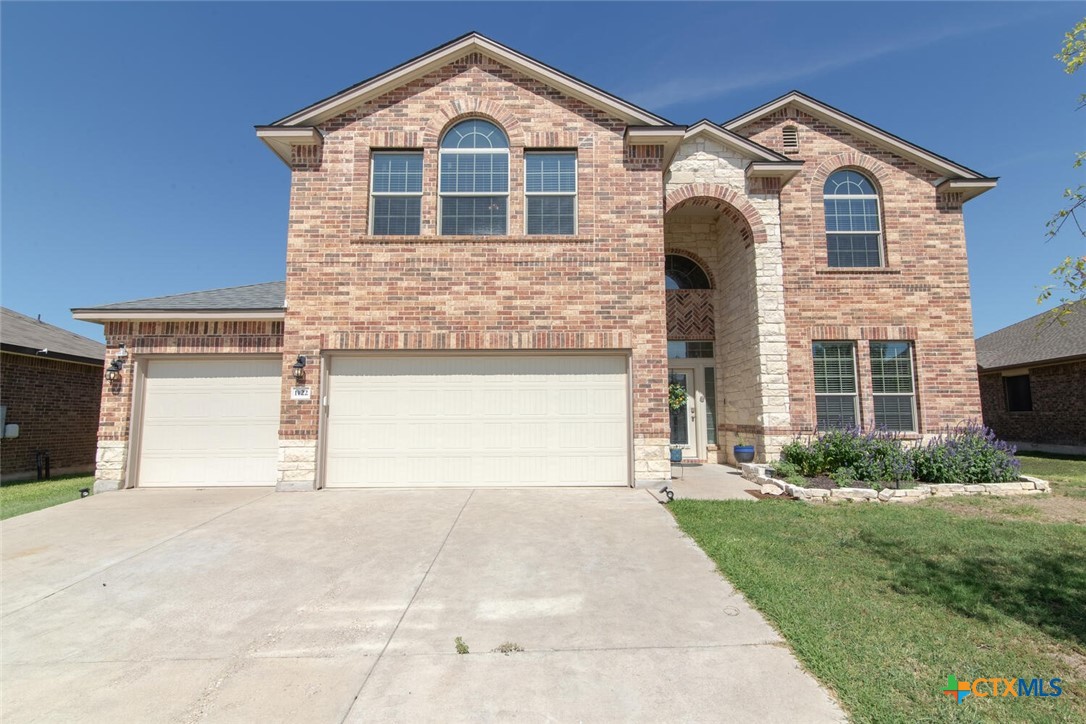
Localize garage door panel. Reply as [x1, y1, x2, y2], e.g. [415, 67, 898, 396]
[325, 355, 629, 487]
[138, 359, 279, 487]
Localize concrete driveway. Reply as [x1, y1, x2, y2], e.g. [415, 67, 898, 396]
[2, 488, 843, 723]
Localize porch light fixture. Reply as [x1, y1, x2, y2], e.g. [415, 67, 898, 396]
[291, 355, 307, 381]
[105, 358, 124, 382]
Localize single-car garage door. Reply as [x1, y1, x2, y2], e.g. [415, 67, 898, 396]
[324, 355, 629, 487]
[137, 358, 280, 487]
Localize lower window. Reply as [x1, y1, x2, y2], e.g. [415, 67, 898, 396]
[870, 341, 916, 431]
[1004, 374, 1032, 412]
[813, 341, 858, 430]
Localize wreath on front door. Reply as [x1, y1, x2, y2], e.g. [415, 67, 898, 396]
[668, 383, 688, 411]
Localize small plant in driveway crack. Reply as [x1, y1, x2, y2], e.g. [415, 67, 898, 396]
[454, 636, 469, 654]
[492, 642, 524, 655]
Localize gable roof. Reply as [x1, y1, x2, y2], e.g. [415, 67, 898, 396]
[976, 305, 1086, 371]
[683, 119, 791, 162]
[267, 32, 672, 130]
[71, 281, 286, 322]
[1, 307, 105, 364]
[723, 90, 993, 182]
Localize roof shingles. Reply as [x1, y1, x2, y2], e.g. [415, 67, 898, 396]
[976, 305, 1086, 370]
[1, 308, 105, 362]
[73, 281, 285, 312]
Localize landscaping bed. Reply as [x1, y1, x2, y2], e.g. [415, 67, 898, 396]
[751, 424, 1051, 503]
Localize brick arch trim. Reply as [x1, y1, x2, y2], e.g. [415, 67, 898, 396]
[664, 184, 768, 245]
[423, 99, 525, 147]
[663, 248, 717, 289]
[811, 152, 892, 198]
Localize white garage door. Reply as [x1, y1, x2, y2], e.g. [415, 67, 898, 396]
[324, 355, 629, 487]
[137, 358, 280, 487]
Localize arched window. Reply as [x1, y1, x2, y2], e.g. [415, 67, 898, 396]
[440, 119, 509, 235]
[823, 169, 883, 267]
[665, 254, 711, 289]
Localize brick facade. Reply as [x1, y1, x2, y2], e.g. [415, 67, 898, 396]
[84, 39, 991, 489]
[979, 361, 1086, 452]
[739, 108, 982, 438]
[1, 353, 102, 480]
[92, 321, 284, 491]
[275, 53, 670, 489]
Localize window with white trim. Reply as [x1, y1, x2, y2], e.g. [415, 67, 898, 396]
[813, 341, 859, 430]
[439, 119, 509, 235]
[525, 152, 576, 235]
[824, 169, 883, 267]
[370, 152, 422, 235]
[870, 341, 917, 431]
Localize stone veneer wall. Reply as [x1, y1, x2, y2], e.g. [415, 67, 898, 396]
[279, 51, 671, 488]
[664, 136, 791, 461]
[92, 321, 284, 492]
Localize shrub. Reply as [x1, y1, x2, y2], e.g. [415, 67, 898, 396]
[911, 423, 1020, 485]
[771, 460, 807, 486]
[776, 422, 1020, 487]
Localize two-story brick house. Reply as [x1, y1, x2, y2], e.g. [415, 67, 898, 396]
[73, 33, 995, 493]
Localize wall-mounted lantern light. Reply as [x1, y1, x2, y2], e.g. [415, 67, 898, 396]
[105, 358, 124, 382]
[291, 355, 307, 381]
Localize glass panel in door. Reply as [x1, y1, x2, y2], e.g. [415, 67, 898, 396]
[668, 369, 696, 451]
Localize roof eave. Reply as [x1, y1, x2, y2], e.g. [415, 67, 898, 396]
[682, 120, 789, 163]
[268, 32, 672, 130]
[0, 343, 104, 366]
[255, 126, 323, 167]
[937, 177, 999, 202]
[71, 309, 286, 323]
[723, 91, 988, 180]
[746, 161, 805, 184]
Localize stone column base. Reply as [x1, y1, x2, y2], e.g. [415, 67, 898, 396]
[633, 436, 671, 488]
[277, 439, 318, 491]
[93, 440, 128, 493]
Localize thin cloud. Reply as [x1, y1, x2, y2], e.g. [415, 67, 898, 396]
[629, 15, 1027, 110]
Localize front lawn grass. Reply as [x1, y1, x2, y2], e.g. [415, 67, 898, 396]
[1019, 453, 1086, 496]
[670, 499, 1086, 723]
[0, 474, 94, 520]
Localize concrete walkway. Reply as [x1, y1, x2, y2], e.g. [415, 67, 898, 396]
[652, 461, 760, 502]
[2, 487, 842, 723]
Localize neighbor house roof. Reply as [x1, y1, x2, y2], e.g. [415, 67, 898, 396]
[1, 307, 105, 365]
[723, 91, 996, 196]
[71, 281, 286, 323]
[975, 306, 1086, 371]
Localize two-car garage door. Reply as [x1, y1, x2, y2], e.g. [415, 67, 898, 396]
[133, 354, 630, 488]
[324, 355, 630, 487]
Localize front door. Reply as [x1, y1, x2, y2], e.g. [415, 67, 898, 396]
[668, 368, 697, 456]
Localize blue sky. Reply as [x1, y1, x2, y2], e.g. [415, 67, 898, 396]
[2, 2, 1083, 341]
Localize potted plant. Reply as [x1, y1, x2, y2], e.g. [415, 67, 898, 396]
[733, 434, 756, 464]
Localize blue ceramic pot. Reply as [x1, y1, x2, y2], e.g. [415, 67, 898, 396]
[733, 445, 756, 464]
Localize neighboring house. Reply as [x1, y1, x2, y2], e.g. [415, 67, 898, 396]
[72, 33, 995, 493]
[976, 307, 1086, 455]
[1, 308, 105, 481]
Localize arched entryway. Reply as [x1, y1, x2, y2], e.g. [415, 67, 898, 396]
[664, 193, 766, 463]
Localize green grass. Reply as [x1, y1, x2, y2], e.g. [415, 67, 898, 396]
[0, 474, 94, 520]
[1018, 453, 1086, 498]
[670, 499, 1086, 723]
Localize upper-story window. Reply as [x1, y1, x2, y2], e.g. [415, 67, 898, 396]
[525, 152, 577, 235]
[824, 169, 883, 267]
[370, 152, 423, 235]
[665, 254, 711, 289]
[439, 119, 509, 235]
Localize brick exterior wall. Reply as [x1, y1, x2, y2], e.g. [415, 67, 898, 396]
[86, 50, 991, 488]
[738, 108, 982, 437]
[276, 51, 670, 489]
[979, 360, 1086, 451]
[92, 321, 284, 491]
[1, 352, 102, 480]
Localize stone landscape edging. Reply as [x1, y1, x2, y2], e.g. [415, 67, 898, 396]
[739, 463, 1051, 503]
